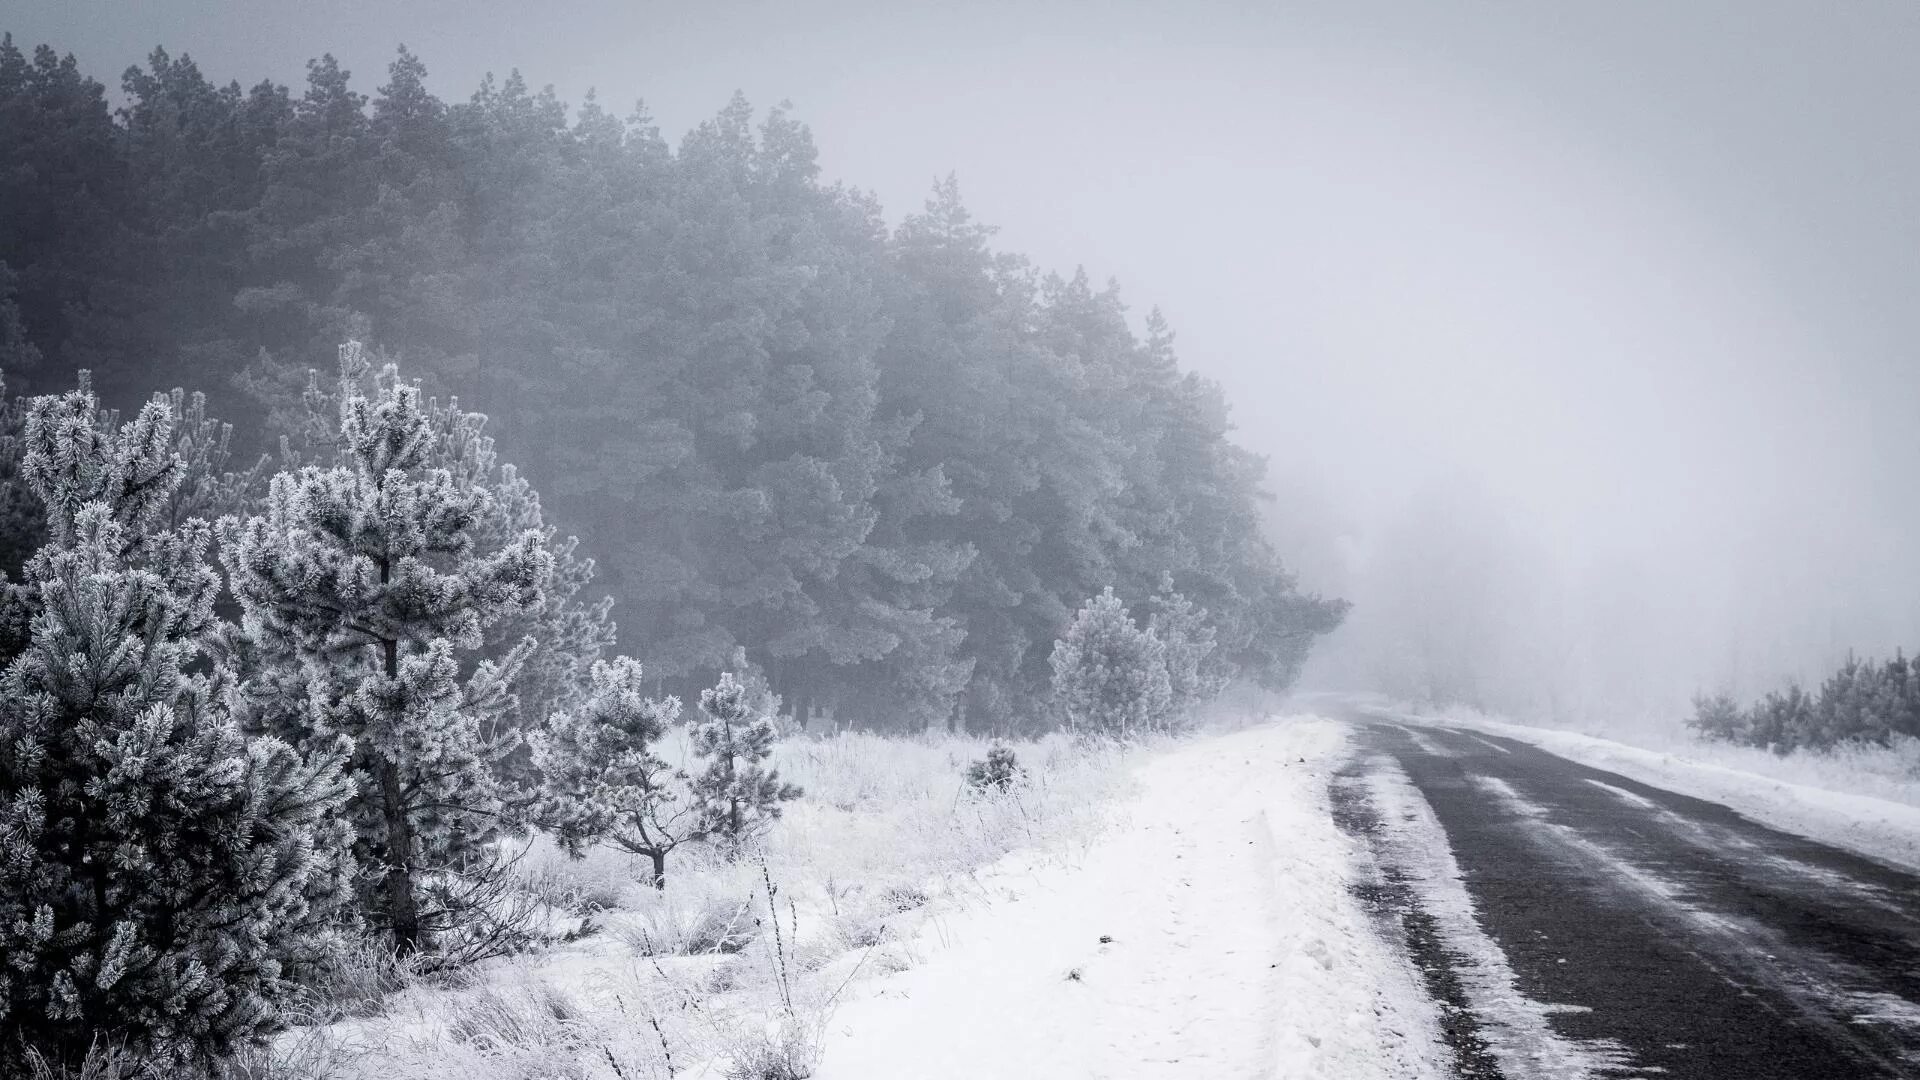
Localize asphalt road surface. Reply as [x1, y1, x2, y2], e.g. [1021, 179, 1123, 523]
[1332, 711, 1920, 1079]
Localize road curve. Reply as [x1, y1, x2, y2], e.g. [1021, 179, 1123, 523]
[1332, 710, 1920, 1080]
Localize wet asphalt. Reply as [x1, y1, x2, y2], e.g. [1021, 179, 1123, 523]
[1332, 714, 1920, 1079]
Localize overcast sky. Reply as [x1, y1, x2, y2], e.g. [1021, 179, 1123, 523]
[12, 1, 1920, 721]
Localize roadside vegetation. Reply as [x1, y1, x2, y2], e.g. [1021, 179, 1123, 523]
[0, 34, 1340, 1077]
[1690, 652, 1920, 764]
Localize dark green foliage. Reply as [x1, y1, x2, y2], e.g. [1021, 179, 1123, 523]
[966, 745, 1024, 792]
[1691, 651, 1920, 752]
[0, 386, 352, 1071]
[0, 36, 1345, 734]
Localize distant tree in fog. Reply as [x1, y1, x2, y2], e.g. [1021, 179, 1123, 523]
[1050, 588, 1174, 736]
[1696, 649, 1920, 753]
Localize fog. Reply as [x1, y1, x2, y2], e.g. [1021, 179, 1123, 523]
[15, 0, 1920, 731]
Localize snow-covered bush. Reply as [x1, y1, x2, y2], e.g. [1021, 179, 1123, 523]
[220, 344, 550, 958]
[1049, 587, 1174, 736]
[966, 744, 1024, 792]
[0, 388, 353, 1070]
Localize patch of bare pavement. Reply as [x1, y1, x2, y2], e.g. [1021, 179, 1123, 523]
[1329, 705, 1920, 1079]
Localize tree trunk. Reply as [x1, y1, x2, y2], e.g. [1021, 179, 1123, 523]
[649, 849, 667, 890]
[377, 755, 421, 956]
[375, 590, 420, 956]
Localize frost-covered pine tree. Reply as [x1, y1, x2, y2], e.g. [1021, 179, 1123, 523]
[283, 344, 616, 792]
[0, 388, 353, 1070]
[221, 344, 549, 957]
[1050, 587, 1173, 737]
[689, 672, 802, 853]
[529, 657, 697, 887]
[1147, 577, 1222, 721]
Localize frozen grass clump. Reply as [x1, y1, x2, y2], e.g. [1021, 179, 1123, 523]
[722, 1017, 819, 1080]
[617, 871, 761, 957]
[513, 839, 638, 916]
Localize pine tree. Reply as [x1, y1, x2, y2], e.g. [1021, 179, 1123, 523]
[689, 672, 802, 852]
[0, 263, 43, 378]
[0, 387, 352, 1070]
[529, 657, 695, 887]
[1687, 691, 1748, 742]
[965, 744, 1024, 793]
[282, 345, 616, 789]
[220, 343, 549, 957]
[1147, 576, 1222, 720]
[1049, 588, 1173, 737]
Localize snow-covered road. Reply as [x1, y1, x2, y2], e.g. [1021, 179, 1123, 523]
[1338, 716, 1920, 1079]
[813, 719, 1445, 1080]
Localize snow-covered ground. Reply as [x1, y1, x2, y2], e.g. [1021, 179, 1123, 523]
[813, 717, 1445, 1080]
[276, 720, 1445, 1079]
[1379, 700, 1920, 874]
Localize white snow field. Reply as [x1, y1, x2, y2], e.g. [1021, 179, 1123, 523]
[813, 717, 1446, 1080]
[1385, 703, 1920, 874]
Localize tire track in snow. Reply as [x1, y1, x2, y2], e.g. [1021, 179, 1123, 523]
[1344, 714, 1920, 1079]
[1471, 773, 1920, 1074]
[1334, 758, 1641, 1079]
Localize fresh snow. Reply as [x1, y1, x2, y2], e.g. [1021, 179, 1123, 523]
[813, 717, 1446, 1079]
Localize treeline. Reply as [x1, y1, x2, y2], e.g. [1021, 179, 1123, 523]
[0, 36, 1344, 732]
[1690, 653, 1920, 752]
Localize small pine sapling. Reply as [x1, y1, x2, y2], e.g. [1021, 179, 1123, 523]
[966, 744, 1025, 793]
[1049, 588, 1173, 737]
[530, 657, 698, 888]
[690, 672, 803, 855]
[1687, 691, 1748, 743]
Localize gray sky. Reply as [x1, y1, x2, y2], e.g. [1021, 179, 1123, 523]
[13, 1, 1920, 723]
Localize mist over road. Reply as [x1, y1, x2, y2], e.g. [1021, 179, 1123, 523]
[1333, 713, 1920, 1079]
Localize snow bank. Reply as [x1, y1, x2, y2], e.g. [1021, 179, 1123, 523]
[1386, 702, 1920, 873]
[812, 717, 1444, 1080]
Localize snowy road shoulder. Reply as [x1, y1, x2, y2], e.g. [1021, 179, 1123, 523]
[1386, 705, 1920, 874]
[811, 718, 1445, 1080]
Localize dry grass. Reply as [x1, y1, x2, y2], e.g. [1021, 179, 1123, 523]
[256, 727, 1139, 1080]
